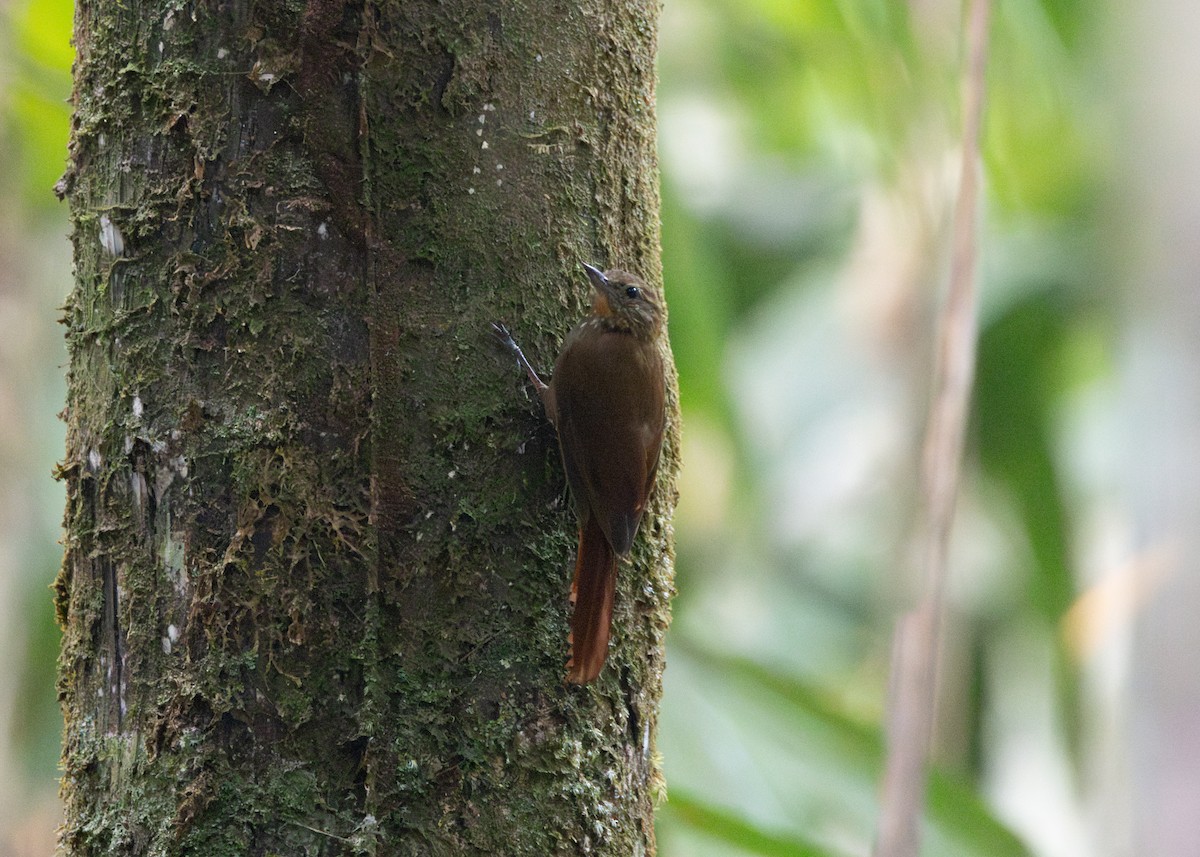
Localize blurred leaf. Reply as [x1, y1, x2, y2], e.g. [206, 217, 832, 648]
[8, 82, 71, 208]
[926, 767, 1033, 857]
[15, 0, 76, 72]
[661, 165, 856, 427]
[12, 562, 65, 783]
[663, 646, 1036, 857]
[707, 650, 1034, 856]
[663, 789, 846, 857]
[974, 292, 1074, 624]
[707, 0, 922, 167]
[985, 0, 1102, 215]
[1032, 0, 1086, 50]
[663, 190, 737, 422]
[972, 289, 1093, 767]
[1, 0, 73, 210]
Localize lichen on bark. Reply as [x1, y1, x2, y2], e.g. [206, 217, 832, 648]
[56, 0, 677, 854]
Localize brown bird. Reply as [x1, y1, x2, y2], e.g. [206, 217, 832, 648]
[494, 263, 666, 683]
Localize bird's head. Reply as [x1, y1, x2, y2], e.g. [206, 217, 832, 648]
[582, 263, 663, 340]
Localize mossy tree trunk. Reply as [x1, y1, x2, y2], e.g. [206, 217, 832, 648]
[55, 0, 676, 854]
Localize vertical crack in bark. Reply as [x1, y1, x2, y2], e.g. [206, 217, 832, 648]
[102, 557, 126, 730]
[298, 0, 369, 249]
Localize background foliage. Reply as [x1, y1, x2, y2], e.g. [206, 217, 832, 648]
[0, 0, 1161, 854]
[653, 3, 1121, 855]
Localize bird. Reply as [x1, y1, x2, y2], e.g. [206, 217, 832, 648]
[493, 263, 666, 683]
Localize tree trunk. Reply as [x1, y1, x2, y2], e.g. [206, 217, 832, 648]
[55, 1, 676, 854]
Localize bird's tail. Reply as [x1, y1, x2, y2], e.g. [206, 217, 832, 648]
[566, 514, 617, 684]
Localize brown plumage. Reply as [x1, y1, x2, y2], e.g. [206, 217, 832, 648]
[494, 263, 666, 683]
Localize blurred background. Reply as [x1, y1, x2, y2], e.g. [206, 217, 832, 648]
[2, 0, 1196, 855]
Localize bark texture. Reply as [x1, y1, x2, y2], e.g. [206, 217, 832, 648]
[55, 0, 676, 854]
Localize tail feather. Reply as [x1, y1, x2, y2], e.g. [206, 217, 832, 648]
[566, 515, 616, 684]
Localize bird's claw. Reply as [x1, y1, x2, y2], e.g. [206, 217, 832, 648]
[491, 321, 517, 352]
[492, 320, 550, 396]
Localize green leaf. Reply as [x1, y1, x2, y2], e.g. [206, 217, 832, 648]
[663, 789, 847, 857]
[663, 646, 1035, 857]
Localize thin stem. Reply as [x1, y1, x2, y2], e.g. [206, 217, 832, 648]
[874, 1, 992, 855]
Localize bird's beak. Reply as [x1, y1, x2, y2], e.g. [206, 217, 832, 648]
[582, 262, 616, 317]
[582, 263, 609, 292]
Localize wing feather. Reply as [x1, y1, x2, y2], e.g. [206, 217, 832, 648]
[550, 326, 665, 556]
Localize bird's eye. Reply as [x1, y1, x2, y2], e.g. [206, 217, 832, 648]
[625, 286, 641, 299]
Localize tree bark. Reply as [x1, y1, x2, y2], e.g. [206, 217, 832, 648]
[55, 1, 676, 854]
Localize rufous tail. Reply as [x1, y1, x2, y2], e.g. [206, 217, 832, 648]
[566, 514, 617, 684]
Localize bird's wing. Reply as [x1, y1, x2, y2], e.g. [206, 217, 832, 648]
[551, 327, 664, 555]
